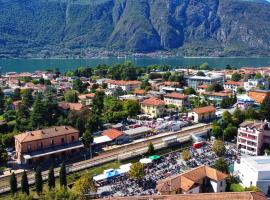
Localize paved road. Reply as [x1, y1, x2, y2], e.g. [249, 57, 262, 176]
[0, 123, 211, 194]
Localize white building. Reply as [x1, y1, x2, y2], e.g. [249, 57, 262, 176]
[106, 80, 141, 92]
[234, 156, 270, 195]
[164, 92, 188, 107]
[244, 79, 269, 91]
[188, 75, 224, 89]
[237, 121, 270, 156]
[224, 81, 244, 93]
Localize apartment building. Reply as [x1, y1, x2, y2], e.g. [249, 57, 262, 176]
[106, 80, 141, 92]
[236, 121, 270, 156]
[14, 126, 83, 165]
[224, 81, 244, 93]
[140, 97, 166, 118]
[164, 92, 188, 108]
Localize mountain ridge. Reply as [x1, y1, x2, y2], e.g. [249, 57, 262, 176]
[0, 0, 270, 58]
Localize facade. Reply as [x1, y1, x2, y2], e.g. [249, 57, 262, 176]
[101, 129, 126, 144]
[106, 80, 141, 92]
[234, 156, 270, 195]
[156, 165, 228, 195]
[197, 84, 208, 94]
[78, 93, 95, 106]
[188, 75, 224, 89]
[202, 92, 231, 106]
[244, 79, 269, 92]
[123, 126, 152, 140]
[164, 93, 188, 107]
[236, 120, 270, 156]
[14, 126, 82, 165]
[140, 97, 166, 118]
[248, 90, 270, 104]
[224, 81, 244, 93]
[188, 106, 216, 123]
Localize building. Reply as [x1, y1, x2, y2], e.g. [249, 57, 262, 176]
[156, 165, 228, 195]
[202, 92, 231, 106]
[123, 126, 152, 140]
[98, 192, 267, 200]
[237, 120, 270, 156]
[188, 106, 216, 123]
[248, 90, 270, 104]
[102, 129, 126, 144]
[14, 126, 83, 165]
[224, 81, 244, 93]
[188, 75, 224, 89]
[78, 93, 95, 106]
[106, 80, 141, 92]
[244, 79, 269, 92]
[164, 93, 188, 108]
[140, 97, 166, 118]
[234, 156, 270, 195]
[197, 84, 209, 94]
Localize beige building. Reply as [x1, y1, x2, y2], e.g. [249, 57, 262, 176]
[188, 106, 216, 123]
[140, 97, 166, 118]
[164, 93, 188, 107]
[78, 93, 95, 106]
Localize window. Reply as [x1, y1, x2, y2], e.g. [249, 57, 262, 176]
[61, 138, 65, 144]
[51, 139, 54, 146]
[27, 144, 31, 152]
[71, 136, 75, 142]
[40, 142, 43, 149]
[220, 181, 223, 187]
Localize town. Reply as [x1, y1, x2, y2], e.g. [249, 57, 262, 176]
[0, 62, 270, 200]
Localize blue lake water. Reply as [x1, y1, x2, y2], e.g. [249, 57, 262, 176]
[0, 57, 270, 73]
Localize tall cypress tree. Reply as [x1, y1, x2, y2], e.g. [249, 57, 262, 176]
[9, 172, 17, 195]
[35, 167, 43, 195]
[59, 162, 67, 187]
[48, 166, 55, 189]
[21, 170, 29, 195]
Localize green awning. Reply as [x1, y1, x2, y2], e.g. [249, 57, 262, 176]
[149, 155, 160, 160]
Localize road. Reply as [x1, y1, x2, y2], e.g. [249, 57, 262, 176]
[0, 123, 211, 194]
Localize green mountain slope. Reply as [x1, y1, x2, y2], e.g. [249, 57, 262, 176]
[0, 0, 270, 57]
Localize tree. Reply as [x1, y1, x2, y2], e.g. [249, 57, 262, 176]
[260, 96, 270, 121]
[30, 94, 46, 129]
[123, 100, 140, 117]
[255, 73, 263, 79]
[21, 170, 29, 195]
[182, 149, 191, 161]
[147, 142, 155, 155]
[59, 162, 67, 187]
[92, 91, 104, 114]
[213, 157, 228, 173]
[206, 83, 224, 92]
[129, 162, 144, 180]
[212, 140, 226, 157]
[12, 88, 21, 101]
[64, 90, 78, 103]
[0, 144, 8, 165]
[231, 73, 241, 82]
[140, 79, 151, 90]
[211, 124, 223, 139]
[72, 175, 97, 200]
[21, 89, 33, 108]
[0, 88, 5, 114]
[40, 188, 77, 200]
[85, 113, 102, 133]
[15, 103, 30, 131]
[199, 62, 210, 70]
[245, 186, 261, 192]
[222, 111, 233, 124]
[9, 172, 17, 195]
[35, 167, 43, 195]
[112, 86, 126, 97]
[183, 87, 196, 95]
[48, 166, 55, 189]
[81, 130, 93, 158]
[224, 124, 238, 141]
[73, 78, 88, 93]
[196, 71, 206, 76]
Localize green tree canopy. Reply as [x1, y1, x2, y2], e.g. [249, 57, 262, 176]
[48, 166, 55, 189]
[35, 167, 43, 195]
[72, 175, 97, 200]
[9, 172, 17, 195]
[123, 100, 140, 117]
[212, 140, 226, 157]
[129, 162, 144, 180]
[21, 170, 29, 195]
[231, 73, 241, 82]
[182, 149, 191, 161]
[64, 90, 78, 103]
[59, 162, 67, 188]
[213, 157, 228, 173]
[147, 142, 155, 155]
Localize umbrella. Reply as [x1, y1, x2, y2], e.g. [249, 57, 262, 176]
[149, 155, 161, 160]
[139, 158, 152, 164]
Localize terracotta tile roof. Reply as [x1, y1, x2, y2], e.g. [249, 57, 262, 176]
[192, 106, 216, 114]
[133, 89, 146, 95]
[78, 93, 95, 100]
[197, 84, 209, 89]
[163, 81, 180, 86]
[156, 165, 228, 193]
[102, 192, 267, 200]
[58, 102, 83, 111]
[224, 81, 244, 86]
[202, 92, 230, 97]
[106, 80, 141, 86]
[102, 129, 123, 140]
[14, 126, 78, 143]
[164, 93, 187, 99]
[141, 97, 165, 106]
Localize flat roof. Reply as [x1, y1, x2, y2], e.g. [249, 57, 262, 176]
[240, 156, 270, 171]
[124, 126, 152, 136]
[189, 75, 223, 80]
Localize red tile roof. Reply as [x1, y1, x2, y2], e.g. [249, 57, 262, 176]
[192, 106, 216, 114]
[78, 93, 95, 100]
[225, 81, 244, 86]
[197, 84, 209, 89]
[202, 92, 230, 97]
[165, 93, 187, 99]
[106, 80, 141, 86]
[102, 129, 123, 140]
[133, 89, 145, 95]
[141, 97, 165, 106]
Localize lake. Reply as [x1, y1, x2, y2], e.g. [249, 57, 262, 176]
[0, 57, 270, 73]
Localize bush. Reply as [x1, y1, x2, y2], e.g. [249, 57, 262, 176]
[230, 183, 244, 192]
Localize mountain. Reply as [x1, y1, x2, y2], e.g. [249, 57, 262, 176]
[0, 0, 270, 58]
